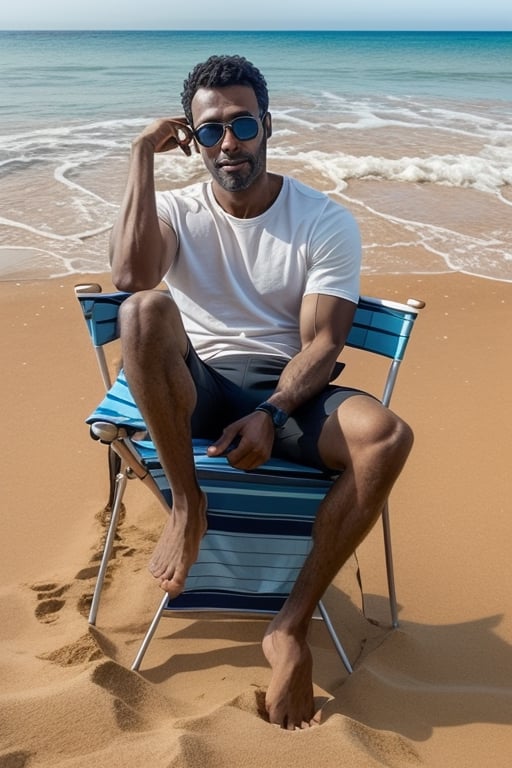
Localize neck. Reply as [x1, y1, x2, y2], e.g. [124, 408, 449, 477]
[212, 173, 283, 219]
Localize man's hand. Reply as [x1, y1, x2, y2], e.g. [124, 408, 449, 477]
[134, 117, 198, 156]
[207, 411, 275, 470]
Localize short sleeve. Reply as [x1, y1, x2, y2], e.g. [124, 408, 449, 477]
[304, 200, 361, 304]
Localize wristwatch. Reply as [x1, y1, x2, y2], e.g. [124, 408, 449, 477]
[255, 401, 289, 428]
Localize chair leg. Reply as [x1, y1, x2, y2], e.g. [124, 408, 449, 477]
[88, 470, 128, 626]
[106, 446, 122, 510]
[317, 600, 353, 674]
[382, 502, 399, 628]
[131, 592, 169, 671]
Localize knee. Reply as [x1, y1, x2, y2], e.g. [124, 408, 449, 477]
[120, 290, 172, 330]
[356, 406, 414, 482]
[383, 411, 414, 462]
[321, 397, 413, 471]
[119, 289, 183, 341]
[119, 290, 186, 357]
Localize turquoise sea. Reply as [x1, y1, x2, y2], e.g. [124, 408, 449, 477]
[0, 30, 511, 281]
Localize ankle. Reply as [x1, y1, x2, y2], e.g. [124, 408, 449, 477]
[172, 488, 207, 511]
[266, 613, 310, 643]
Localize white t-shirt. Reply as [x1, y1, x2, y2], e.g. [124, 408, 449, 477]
[156, 176, 361, 361]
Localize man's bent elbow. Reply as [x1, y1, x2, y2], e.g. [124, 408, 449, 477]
[111, 262, 161, 293]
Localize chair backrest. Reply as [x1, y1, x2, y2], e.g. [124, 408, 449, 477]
[346, 295, 424, 406]
[347, 296, 420, 360]
[75, 287, 424, 403]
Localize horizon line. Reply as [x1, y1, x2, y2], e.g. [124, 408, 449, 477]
[1, 27, 511, 33]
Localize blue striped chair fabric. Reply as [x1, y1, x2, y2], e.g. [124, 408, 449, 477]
[87, 376, 332, 614]
[78, 289, 422, 672]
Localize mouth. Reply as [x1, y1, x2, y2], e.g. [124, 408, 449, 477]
[216, 157, 251, 171]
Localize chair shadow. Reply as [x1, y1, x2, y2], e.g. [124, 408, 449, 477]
[128, 582, 371, 690]
[128, 587, 512, 742]
[321, 593, 512, 741]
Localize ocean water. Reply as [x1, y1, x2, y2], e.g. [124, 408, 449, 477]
[1, 30, 511, 281]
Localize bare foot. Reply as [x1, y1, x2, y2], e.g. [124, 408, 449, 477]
[149, 491, 207, 597]
[262, 621, 320, 730]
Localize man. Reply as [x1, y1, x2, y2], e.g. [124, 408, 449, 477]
[110, 55, 413, 730]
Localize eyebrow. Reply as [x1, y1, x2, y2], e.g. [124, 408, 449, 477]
[195, 109, 256, 126]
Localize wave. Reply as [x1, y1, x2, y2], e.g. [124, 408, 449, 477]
[1, 109, 511, 283]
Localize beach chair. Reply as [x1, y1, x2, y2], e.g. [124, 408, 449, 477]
[75, 285, 424, 674]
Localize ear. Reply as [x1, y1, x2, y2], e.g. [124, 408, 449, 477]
[264, 112, 272, 139]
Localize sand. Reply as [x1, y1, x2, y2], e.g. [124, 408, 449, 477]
[1, 269, 511, 767]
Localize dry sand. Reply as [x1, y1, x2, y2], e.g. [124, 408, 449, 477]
[1, 270, 511, 767]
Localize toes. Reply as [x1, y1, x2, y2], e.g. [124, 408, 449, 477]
[148, 560, 167, 578]
[159, 572, 186, 597]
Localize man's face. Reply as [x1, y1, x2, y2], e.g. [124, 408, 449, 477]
[191, 85, 268, 193]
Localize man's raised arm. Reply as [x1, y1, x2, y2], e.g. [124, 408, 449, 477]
[110, 118, 194, 292]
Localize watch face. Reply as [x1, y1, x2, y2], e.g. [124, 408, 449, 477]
[272, 407, 288, 427]
[256, 402, 288, 427]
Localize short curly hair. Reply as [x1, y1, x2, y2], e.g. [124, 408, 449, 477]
[181, 55, 269, 126]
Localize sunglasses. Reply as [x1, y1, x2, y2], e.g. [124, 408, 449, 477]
[193, 113, 266, 148]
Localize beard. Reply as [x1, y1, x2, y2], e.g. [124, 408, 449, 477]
[207, 137, 267, 193]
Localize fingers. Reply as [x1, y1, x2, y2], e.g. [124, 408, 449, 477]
[207, 415, 273, 470]
[156, 120, 194, 154]
[138, 117, 196, 155]
[207, 425, 240, 457]
[226, 439, 269, 470]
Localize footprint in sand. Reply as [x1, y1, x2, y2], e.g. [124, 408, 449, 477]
[76, 592, 93, 619]
[34, 599, 66, 623]
[31, 582, 70, 624]
[0, 750, 32, 768]
[74, 565, 100, 580]
[30, 505, 139, 628]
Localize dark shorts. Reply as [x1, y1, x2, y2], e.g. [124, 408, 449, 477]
[186, 347, 367, 472]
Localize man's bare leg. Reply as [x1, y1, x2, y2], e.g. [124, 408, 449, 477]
[120, 290, 207, 597]
[262, 395, 414, 729]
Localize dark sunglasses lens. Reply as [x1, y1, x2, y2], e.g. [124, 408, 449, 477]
[231, 116, 259, 141]
[195, 124, 224, 147]
[195, 116, 260, 147]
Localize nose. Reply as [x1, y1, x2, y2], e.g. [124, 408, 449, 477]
[220, 125, 239, 151]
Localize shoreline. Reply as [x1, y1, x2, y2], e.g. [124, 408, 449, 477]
[3, 267, 512, 285]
